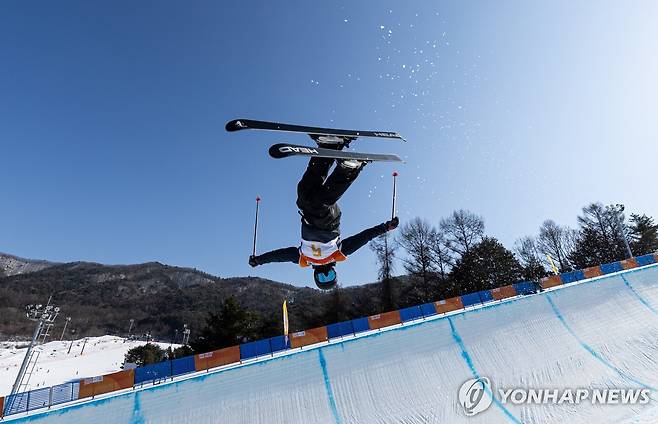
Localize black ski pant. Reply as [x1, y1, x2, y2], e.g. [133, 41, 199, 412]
[296, 157, 364, 232]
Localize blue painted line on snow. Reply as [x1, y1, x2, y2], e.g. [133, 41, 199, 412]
[546, 295, 657, 393]
[131, 391, 144, 424]
[318, 349, 342, 424]
[620, 274, 658, 316]
[448, 317, 522, 424]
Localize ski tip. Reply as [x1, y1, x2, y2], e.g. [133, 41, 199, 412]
[225, 119, 249, 132]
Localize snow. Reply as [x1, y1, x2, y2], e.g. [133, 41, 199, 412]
[0, 336, 177, 397]
[3, 266, 657, 423]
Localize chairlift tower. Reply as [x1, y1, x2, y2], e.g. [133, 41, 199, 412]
[9, 299, 60, 398]
[182, 324, 191, 346]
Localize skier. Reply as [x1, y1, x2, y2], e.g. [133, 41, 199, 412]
[249, 141, 399, 290]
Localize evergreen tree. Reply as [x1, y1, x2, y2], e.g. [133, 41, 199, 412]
[628, 214, 658, 255]
[124, 343, 166, 366]
[324, 286, 350, 324]
[190, 297, 259, 353]
[570, 203, 629, 268]
[169, 345, 194, 359]
[450, 237, 523, 294]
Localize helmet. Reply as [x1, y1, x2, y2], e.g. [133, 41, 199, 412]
[313, 263, 337, 290]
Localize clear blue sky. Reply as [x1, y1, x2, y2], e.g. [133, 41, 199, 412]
[2, 1, 658, 287]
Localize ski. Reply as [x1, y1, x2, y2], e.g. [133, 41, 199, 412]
[269, 143, 403, 162]
[226, 119, 405, 141]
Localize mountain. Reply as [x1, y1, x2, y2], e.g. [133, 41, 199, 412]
[0, 252, 57, 277]
[0, 253, 394, 342]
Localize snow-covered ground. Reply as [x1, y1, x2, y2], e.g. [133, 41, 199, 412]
[4, 265, 658, 423]
[0, 336, 177, 396]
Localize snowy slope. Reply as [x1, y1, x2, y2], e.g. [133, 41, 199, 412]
[5, 265, 658, 423]
[0, 336, 177, 396]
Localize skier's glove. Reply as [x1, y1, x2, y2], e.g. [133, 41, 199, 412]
[386, 217, 399, 231]
[248, 255, 259, 267]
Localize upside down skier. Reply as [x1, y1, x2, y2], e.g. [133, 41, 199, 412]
[248, 140, 399, 290]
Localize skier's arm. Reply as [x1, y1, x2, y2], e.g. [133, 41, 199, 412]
[341, 217, 399, 256]
[250, 247, 299, 266]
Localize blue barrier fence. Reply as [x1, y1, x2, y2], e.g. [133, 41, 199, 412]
[3, 382, 79, 416]
[513, 281, 538, 295]
[399, 306, 424, 322]
[477, 290, 494, 303]
[327, 320, 354, 339]
[561, 270, 585, 284]
[352, 317, 370, 334]
[460, 292, 482, 307]
[636, 254, 656, 267]
[135, 361, 171, 385]
[171, 356, 195, 377]
[420, 302, 438, 317]
[601, 261, 623, 275]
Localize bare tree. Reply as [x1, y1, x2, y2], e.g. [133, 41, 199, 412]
[536, 220, 576, 272]
[514, 236, 547, 280]
[439, 210, 485, 258]
[430, 228, 453, 282]
[398, 218, 440, 303]
[370, 232, 397, 310]
[514, 236, 542, 268]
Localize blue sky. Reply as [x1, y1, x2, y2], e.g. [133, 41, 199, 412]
[2, 1, 658, 287]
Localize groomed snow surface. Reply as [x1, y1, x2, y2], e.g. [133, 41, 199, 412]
[5, 265, 658, 423]
[0, 336, 176, 397]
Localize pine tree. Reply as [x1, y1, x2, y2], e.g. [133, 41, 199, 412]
[450, 237, 523, 294]
[628, 214, 658, 255]
[124, 343, 166, 366]
[324, 286, 350, 324]
[190, 297, 259, 353]
[570, 203, 629, 268]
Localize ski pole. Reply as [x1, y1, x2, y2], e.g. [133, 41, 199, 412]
[252, 196, 261, 256]
[391, 171, 398, 219]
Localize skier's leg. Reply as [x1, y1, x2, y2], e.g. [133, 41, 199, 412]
[317, 161, 366, 206]
[296, 157, 334, 212]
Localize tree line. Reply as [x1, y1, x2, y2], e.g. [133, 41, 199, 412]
[188, 201, 658, 354]
[373, 202, 658, 311]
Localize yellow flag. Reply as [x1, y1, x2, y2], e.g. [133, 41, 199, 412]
[282, 300, 289, 337]
[546, 253, 559, 275]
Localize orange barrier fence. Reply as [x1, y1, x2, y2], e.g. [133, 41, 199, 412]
[620, 258, 639, 270]
[434, 297, 463, 314]
[540, 274, 562, 289]
[79, 369, 135, 399]
[194, 346, 241, 371]
[368, 311, 401, 330]
[583, 266, 603, 279]
[491, 285, 516, 301]
[290, 326, 328, 348]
